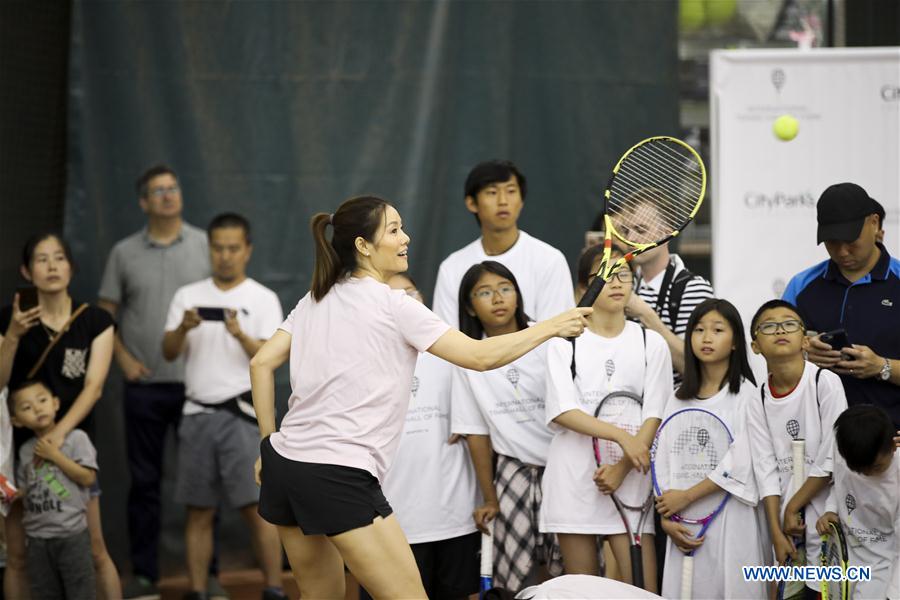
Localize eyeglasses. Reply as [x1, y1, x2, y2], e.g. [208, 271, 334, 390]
[472, 285, 516, 300]
[587, 270, 633, 284]
[755, 319, 804, 336]
[147, 185, 180, 199]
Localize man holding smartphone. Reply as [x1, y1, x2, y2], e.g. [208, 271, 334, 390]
[162, 212, 285, 600]
[783, 183, 900, 428]
[97, 165, 210, 598]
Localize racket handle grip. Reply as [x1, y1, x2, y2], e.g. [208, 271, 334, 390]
[630, 544, 644, 590]
[792, 440, 806, 486]
[480, 528, 493, 590]
[681, 555, 694, 599]
[577, 275, 607, 308]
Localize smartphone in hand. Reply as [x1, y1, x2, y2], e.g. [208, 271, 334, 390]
[196, 307, 226, 321]
[16, 286, 38, 311]
[820, 328, 852, 359]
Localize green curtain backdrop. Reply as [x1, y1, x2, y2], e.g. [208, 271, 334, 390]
[65, 0, 678, 574]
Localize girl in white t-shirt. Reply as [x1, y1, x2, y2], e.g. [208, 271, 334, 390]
[653, 298, 768, 599]
[248, 196, 592, 600]
[451, 260, 602, 592]
[540, 245, 671, 593]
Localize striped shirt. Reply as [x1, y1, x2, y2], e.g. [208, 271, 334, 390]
[636, 254, 714, 385]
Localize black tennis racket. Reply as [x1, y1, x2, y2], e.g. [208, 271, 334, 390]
[592, 390, 653, 589]
[578, 136, 706, 308]
[650, 407, 733, 599]
[820, 521, 849, 600]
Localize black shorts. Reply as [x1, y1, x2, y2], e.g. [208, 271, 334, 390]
[411, 531, 480, 599]
[257, 436, 392, 536]
[359, 531, 481, 600]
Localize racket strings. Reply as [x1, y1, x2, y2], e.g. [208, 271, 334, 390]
[595, 396, 644, 465]
[654, 412, 732, 521]
[607, 140, 704, 245]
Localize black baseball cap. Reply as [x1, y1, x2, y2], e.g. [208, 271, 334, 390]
[816, 183, 881, 244]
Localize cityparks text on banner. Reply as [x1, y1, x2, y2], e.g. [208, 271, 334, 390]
[710, 47, 900, 378]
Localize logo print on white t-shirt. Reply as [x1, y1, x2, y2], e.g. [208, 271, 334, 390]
[61, 348, 88, 379]
[506, 367, 521, 399]
[786, 419, 801, 440]
[411, 376, 420, 399]
[845, 493, 857, 517]
[605, 358, 615, 378]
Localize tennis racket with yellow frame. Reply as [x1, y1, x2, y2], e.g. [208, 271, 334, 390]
[578, 136, 707, 308]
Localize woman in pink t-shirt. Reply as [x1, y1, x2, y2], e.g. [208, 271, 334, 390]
[249, 195, 592, 599]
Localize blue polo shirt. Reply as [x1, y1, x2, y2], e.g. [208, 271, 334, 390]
[783, 243, 900, 427]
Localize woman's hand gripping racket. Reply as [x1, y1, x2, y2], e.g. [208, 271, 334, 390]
[650, 407, 733, 599]
[578, 136, 706, 308]
[592, 391, 653, 590]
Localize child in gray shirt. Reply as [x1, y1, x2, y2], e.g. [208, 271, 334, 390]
[10, 379, 97, 599]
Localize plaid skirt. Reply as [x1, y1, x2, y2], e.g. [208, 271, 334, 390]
[493, 453, 564, 591]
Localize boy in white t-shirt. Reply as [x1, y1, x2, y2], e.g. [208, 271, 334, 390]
[162, 213, 286, 600]
[746, 299, 848, 596]
[432, 160, 573, 327]
[817, 405, 900, 600]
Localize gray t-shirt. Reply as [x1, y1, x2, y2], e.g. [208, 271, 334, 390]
[16, 430, 98, 539]
[99, 223, 209, 383]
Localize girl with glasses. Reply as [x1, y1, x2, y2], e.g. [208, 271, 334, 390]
[539, 245, 673, 592]
[450, 260, 563, 591]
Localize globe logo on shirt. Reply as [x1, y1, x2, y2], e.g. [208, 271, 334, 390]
[506, 367, 520, 390]
[786, 419, 801, 440]
[697, 428, 709, 448]
[411, 376, 419, 399]
[604, 358, 615, 379]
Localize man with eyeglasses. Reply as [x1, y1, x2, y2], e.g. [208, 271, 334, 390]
[782, 183, 900, 429]
[98, 165, 214, 599]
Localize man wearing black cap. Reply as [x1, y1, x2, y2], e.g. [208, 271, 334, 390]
[782, 182, 900, 427]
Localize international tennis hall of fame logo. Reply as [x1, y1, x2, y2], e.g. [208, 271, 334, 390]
[410, 376, 419, 400]
[505, 366, 521, 398]
[845, 493, 857, 523]
[672, 426, 718, 480]
[786, 418, 801, 440]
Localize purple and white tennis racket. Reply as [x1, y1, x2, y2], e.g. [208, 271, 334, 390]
[651, 407, 733, 599]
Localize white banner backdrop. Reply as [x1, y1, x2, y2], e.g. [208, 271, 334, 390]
[710, 48, 900, 376]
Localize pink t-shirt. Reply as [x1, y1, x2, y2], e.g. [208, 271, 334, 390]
[269, 277, 451, 481]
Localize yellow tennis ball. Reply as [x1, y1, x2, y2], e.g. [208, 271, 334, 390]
[704, 0, 737, 25]
[679, 0, 706, 32]
[773, 115, 799, 141]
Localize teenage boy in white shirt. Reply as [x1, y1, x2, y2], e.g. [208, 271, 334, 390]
[162, 213, 285, 600]
[432, 160, 574, 327]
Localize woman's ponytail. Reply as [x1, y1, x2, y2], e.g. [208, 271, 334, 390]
[309, 196, 388, 301]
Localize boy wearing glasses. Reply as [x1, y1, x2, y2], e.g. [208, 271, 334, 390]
[746, 300, 847, 595]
